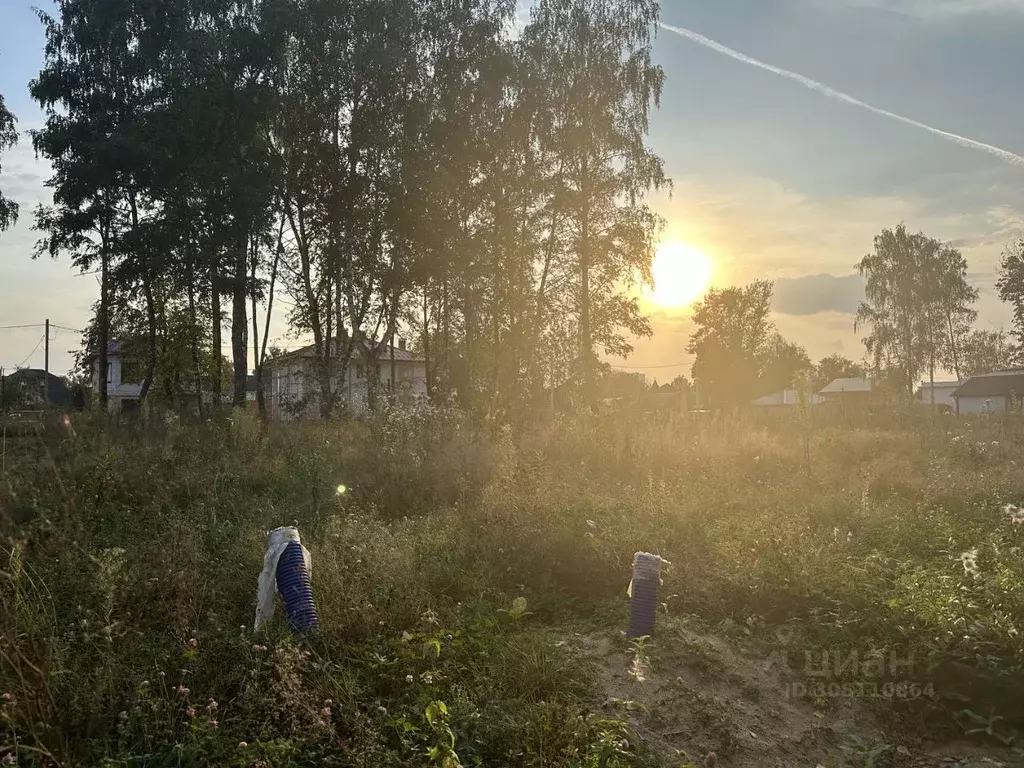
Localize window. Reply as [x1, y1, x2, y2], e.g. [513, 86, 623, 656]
[106, 362, 113, 384]
[120, 360, 143, 385]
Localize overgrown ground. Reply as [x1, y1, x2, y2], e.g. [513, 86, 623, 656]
[3, 407, 1024, 766]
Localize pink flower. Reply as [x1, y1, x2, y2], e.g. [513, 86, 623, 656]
[186, 707, 197, 719]
[320, 706, 332, 719]
[175, 686, 190, 697]
[250, 644, 267, 653]
[1, 693, 13, 703]
[187, 638, 198, 649]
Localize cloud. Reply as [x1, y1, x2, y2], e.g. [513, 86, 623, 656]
[772, 273, 865, 316]
[815, 0, 1024, 17]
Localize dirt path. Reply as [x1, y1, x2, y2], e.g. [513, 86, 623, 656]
[568, 623, 1023, 768]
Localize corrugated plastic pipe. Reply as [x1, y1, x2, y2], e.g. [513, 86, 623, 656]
[276, 539, 319, 634]
[627, 552, 665, 639]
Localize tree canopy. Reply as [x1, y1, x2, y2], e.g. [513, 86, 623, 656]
[24, 0, 670, 417]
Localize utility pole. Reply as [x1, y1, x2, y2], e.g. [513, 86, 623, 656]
[44, 318, 50, 406]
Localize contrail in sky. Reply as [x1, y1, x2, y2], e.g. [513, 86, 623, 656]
[659, 22, 1024, 169]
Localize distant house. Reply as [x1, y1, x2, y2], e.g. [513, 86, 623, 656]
[750, 389, 824, 407]
[818, 377, 873, 405]
[952, 371, 1024, 414]
[87, 341, 145, 412]
[0, 368, 74, 410]
[266, 338, 427, 419]
[916, 380, 960, 412]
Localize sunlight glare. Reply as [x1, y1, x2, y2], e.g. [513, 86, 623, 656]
[648, 241, 713, 309]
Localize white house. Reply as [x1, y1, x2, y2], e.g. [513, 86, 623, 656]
[952, 371, 1024, 414]
[750, 389, 824, 407]
[88, 341, 144, 412]
[916, 380, 960, 411]
[266, 338, 427, 418]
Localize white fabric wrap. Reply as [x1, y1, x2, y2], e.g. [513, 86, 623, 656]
[626, 552, 668, 597]
[254, 526, 312, 632]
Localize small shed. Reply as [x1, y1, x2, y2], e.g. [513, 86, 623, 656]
[952, 371, 1024, 414]
[916, 380, 961, 411]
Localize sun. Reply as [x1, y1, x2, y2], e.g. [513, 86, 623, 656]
[647, 241, 713, 309]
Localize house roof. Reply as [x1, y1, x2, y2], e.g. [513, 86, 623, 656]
[2, 368, 74, 407]
[919, 380, 961, 389]
[84, 341, 121, 362]
[953, 371, 1024, 399]
[818, 377, 872, 394]
[273, 338, 424, 364]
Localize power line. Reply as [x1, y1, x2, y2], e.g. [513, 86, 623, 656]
[0, 322, 85, 333]
[15, 334, 45, 369]
[613, 361, 691, 370]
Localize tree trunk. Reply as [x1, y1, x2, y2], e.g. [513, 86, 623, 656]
[946, 312, 962, 380]
[422, 289, 431, 398]
[186, 267, 204, 419]
[256, 223, 281, 418]
[211, 265, 222, 412]
[98, 244, 110, 411]
[580, 153, 591, 405]
[231, 235, 248, 408]
[139, 273, 157, 403]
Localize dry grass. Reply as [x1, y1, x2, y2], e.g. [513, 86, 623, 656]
[2, 405, 1024, 765]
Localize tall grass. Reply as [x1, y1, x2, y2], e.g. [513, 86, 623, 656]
[3, 406, 1024, 764]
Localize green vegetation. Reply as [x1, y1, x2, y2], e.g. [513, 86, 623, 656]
[3, 409, 1024, 765]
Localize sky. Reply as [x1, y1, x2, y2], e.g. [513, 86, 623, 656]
[2, 0, 1024, 380]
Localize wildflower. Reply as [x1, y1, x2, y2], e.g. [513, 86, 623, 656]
[209, 720, 218, 729]
[405, 675, 414, 683]
[206, 699, 218, 713]
[960, 548, 980, 579]
[1, 693, 13, 703]
[2, 754, 15, 765]
[158, 671, 166, 678]
[140, 680, 150, 688]
[251, 644, 267, 653]
[187, 638, 198, 649]
[238, 742, 248, 749]
[186, 707, 197, 719]
[175, 686, 190, 697]
[1003, 504, 1024, 525]
[118, 710, 129, 722]
[377, 705, 387, 715]
[586, 520, 597, 529]
[323, 699, 333, 706]
[423, 672, 434, 684]
[320, 706, 332, 719]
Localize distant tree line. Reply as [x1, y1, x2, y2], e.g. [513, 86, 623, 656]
[3, 0, 668, 418]
[686, 223, 1021, 408]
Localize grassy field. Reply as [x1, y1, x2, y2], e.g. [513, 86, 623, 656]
[3, 406, 1024, 766]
